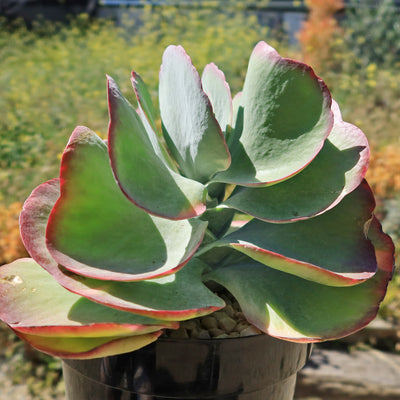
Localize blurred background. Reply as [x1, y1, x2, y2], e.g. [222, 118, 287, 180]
[0, 1, 399, 399]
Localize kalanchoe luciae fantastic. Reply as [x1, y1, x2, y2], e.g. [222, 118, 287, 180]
[0, 42, 395, 359]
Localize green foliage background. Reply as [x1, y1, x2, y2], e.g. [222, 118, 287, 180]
[0, 8, 272, 203]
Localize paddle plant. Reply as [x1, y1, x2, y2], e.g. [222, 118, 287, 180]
[0, 42, 394, 359]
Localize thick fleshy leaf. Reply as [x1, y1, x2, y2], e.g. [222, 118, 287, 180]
[131, 71, 178, 170]
[225, 92, 244, 153]
[200, 207, 235, 239]
[46, 126, 207, 281]
[20, 178, 61, 272]
[159, 45, 231, 182]
[231, 91, 243, 132]
[223, 100, 370, 222]
[207, 216, 394, 342]
[108, 77, 207, 220]
[0, 259, 176, 337]
[52, 258, 225, 320]
[218, 182, 377, 286]
[328, 100, 370, 189]
[201, 63, 232, 132]
[213, 41, 333, 186]
[19, 190, 224, 320]
[131, 71, 158, 133]
[16, 330, 161, 360]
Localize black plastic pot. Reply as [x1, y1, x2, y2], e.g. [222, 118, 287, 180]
[62, 334, 311, 400]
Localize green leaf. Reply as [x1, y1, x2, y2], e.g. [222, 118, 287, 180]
[46, 126, 207, 281]
[201, 63, 232, 132]
[218, 182, 377, 286]
[223, 100, 370, 221]
[19, 179, 224, 320]
[159, 45, 231, 183]
[0, 259, 176, 337]
[226, 93, 244, 153]
[200, 207, 235, 239]
[207, 216, 394, 342]
[213, 41, 333, 185]
[131, 71, 178, 171]
[108, 77, 207, 220]
[231, 92, 243, 134]
[131, 71, 158, 133]
[50, 258, 225, 320]
[20, 178, 61, 273]
[16, 331, 161, 359]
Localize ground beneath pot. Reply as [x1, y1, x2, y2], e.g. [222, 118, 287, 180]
[2, 346, 400, 400]
[295, 347, 400, 400]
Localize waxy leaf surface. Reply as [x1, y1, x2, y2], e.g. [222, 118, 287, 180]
[201, 63, 232, 132]
[219, 182, 377, 286]
[208, 216, 394, 342]
[0, 259, 176, 337]
[159, 45, 231, 182]
[46, 126, 207, 281]
[131, 71, 158, 133]
[16, 330, 161, 359]
[20, 178, 61, 273]
[53, 258, 225, 320]
[131, 72, 178, 170]
[224, 101, 370, 221]
[213, 41, 333, 185]
[19, 186, 224, 320]
[108, 77, 206, 219]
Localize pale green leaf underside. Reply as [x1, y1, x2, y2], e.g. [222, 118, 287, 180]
[201, 63, 232, 132]
[159, 45, 231, 183]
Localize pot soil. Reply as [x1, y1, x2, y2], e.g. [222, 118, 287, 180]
[62, 334, 311, 400]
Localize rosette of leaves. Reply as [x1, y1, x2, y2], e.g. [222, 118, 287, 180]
[0, 42, 394, 359]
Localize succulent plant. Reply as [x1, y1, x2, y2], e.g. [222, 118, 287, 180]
[0, 42, 394, 359]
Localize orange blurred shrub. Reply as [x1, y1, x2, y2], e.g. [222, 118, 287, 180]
[297, 0, 344, 71]
[367, 144, 400, 199]
[0, 202, 28, 265]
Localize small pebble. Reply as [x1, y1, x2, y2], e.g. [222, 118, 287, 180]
[218, 316, 236, 333]
[215, 333, 229, 339]
[213, 311, 229, 321]
[201, 316, 218, 330]
[169, 327, 189, 339]
[235, 322, 250, 333]
[224, 305, 235, 318]
[162, 294, 263, 340]
[209, 328, 225, 337]
[181, 319, 199, 331]
[240, 326, 262, 337]
[197, 330, 211, 339]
